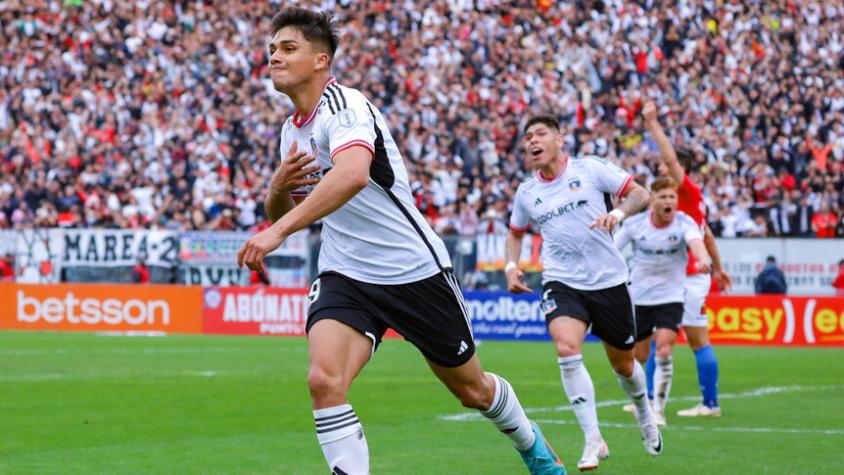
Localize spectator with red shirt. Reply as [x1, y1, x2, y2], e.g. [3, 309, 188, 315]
[132, 255, 150, 284]
[811, 202, 837, 238]
[0, 253, 14, 282]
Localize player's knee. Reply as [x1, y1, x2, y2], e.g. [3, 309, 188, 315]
[554, 339, 581, 357]
[307, 367, 347, 403]
[655, 342, 673, 358]
[455, 383, 493, 410]
[612, 359, 634, 378]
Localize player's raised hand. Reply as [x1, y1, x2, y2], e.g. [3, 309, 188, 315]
[506, 266, 532, 294]
[237, 227, 285, 272]
[641, 100, 658, 123]
[714, 267, 733, 291]
[271, 139, 321, 193]
[590, 212, 620, 233]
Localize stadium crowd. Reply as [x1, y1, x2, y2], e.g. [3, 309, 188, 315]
[1, 0, 843, 238]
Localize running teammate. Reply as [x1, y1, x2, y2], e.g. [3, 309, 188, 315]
[237, 8, 566, 474]
[506, 115, 663, 471]
[614, 177, 712, 425]
[641, 101, 732, 418]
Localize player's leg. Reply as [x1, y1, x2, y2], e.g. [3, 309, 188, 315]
[380, 271, 566, 474]
[679, 275, 720, 416]
[307, 320, 374, 475]
[651, 303, 683, 422]
[589, 284, 662, 456]
[543, 282, 607, 470]
[426, 355, 566, 474]
[305, 273, 388, 474]
[624, 306, 656, 415]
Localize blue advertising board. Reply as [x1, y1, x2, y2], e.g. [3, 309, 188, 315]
[463, 290, 600, 343]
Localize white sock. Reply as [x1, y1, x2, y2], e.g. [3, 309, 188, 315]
[314, 404, 369, 475]
[558, 355, 602, 443]
[615, 360, 655, 425]
[480, 373, 536, 451]
[653, 356, 673, 413]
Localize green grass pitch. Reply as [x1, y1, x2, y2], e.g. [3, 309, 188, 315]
[1, 331, 842, 474]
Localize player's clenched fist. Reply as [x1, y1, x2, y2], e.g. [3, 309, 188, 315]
[641, 100, 658, 123]
[237, 227, 285, 272]
[271, 139, 321, 194]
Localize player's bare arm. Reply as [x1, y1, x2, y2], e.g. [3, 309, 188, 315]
[704, 223, 732, 290]
[238, 146, 371, 271]
[265, 139, 321, 222]
[505, 229, 531, 293]
[591, 182, 650, 232]
[688, 238, 712, 274]
[642, 100, 684, 185]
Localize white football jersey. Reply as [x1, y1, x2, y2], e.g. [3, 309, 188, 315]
[510, 155, 634, 290]
[614, 210, 703, 305]
[279, 78, 451, 284]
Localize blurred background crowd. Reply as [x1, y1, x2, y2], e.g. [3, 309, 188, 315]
[1, 0, 843, 238]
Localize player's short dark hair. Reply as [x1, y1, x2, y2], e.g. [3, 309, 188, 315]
[524, 115, 560, 134]
[766, 255, 777, 264]
[650, 176, 677, 193]
[271, 8, 339, 63]
[676, 147, 695, 171]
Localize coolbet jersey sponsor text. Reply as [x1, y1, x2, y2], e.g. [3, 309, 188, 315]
[614, 211, 703, 305]
[509, 155, 634, 290]
[280, 78, 450, 284]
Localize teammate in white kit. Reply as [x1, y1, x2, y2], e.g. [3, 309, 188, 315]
[237, 8, 566, 475]
[614, 177, 712, 425]
[505, 116, 663, 471]
[641, 102, 731, 418]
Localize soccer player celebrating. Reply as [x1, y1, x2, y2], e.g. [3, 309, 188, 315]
[505, 116, 663, 471]
[614, 177, 712, 425]
[641, 101, 732, 418]
[237, 8, 566, 475]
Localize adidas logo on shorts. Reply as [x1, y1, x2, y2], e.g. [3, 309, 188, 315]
[457, 340, 469, 355]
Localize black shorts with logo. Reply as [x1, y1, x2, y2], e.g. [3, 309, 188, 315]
[634, 303, 684, 341]
[306, 270, 475, 367]
[541, 280, 636, 350]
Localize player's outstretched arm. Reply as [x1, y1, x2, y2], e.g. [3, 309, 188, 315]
[265, 139, 321, 223]
[688, 238, 712, 274]
[704, 223, 732, 291]
[505, 229, 531, 293]
[238, 146, 370, 271]
[642, 101, 684, 185]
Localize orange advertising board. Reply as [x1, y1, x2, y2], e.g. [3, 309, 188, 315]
[678, 295, 844, 346]
[0, 283, 203, 333]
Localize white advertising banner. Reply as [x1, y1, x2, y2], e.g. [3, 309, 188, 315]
[61, 229, 180, 267]
[716, 238, 844, 295]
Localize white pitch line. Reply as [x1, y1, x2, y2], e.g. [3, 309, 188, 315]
[0, 346, 304, 356]
[530, 419, 844, 436]
[438, 385, 844, 435]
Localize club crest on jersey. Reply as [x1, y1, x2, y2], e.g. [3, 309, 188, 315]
[568, 178, 582, 191]
[338, 108, 357, 128]
[309, 136, 318, 154]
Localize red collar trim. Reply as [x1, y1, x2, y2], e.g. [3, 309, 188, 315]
[650, 211, 673, 229]
[537, 154, 569, 183]
[292, 77, 337, 128]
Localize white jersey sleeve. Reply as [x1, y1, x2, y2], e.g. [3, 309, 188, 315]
[509, 186, 530, 232]
[679, 212, 703, 243]
[583, 155, 634, 197]
[319, 88, 376, 163]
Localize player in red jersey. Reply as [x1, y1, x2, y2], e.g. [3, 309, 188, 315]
[641, 101, 731, 418]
